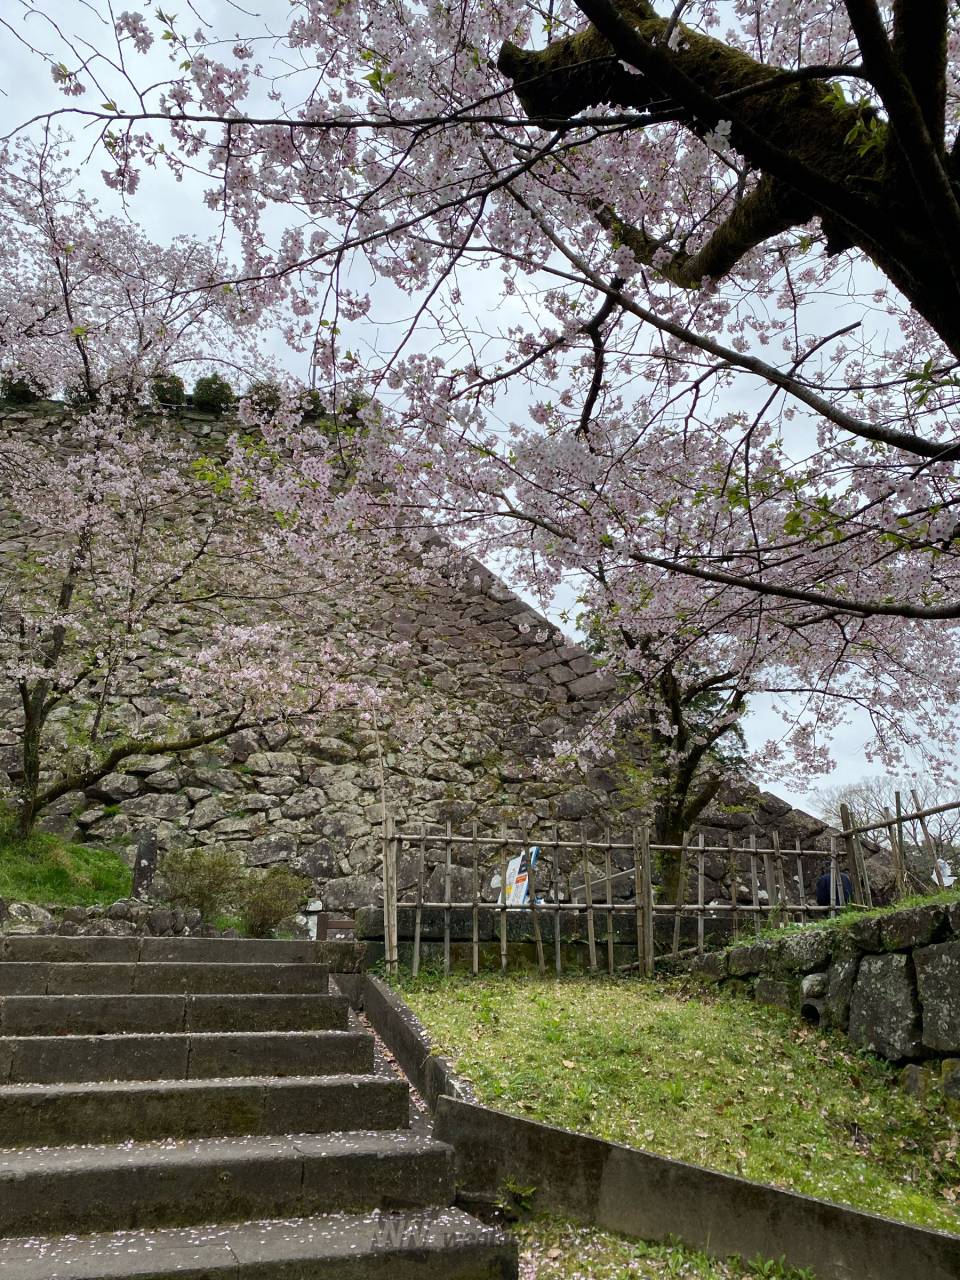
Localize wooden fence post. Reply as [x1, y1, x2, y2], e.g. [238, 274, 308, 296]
[883, 805, 908, 899]
[839, 803, 866, 905]
[382, 812, 399, 978]
[912, 788, 947, 890]
[411, 822, 425, 978]
[640, 824, 654, 978]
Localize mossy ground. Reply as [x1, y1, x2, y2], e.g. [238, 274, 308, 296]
[0, 825, 131, 906]
[401, 972, 960, 1234]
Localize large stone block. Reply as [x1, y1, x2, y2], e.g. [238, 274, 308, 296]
[914, 940, 960, 1053]
[755, 975, 798, 1011]
[245, 751, 300, 776]
[777, 929, 832, 974]
[879, 904, 947, 952]
[727, 940, 778, 977]
[323, 873, 382, 911]
[848, 953, 922, 1060]
[85, 771, 140, 802]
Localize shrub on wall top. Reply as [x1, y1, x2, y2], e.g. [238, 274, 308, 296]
[192, 373, 235, 414]
[152, 372, 186, 408]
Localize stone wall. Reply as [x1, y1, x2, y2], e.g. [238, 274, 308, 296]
[691, 901, 960, 1088]
[1, 404, 854, 911]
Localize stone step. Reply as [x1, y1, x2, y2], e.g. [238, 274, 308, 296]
[0, 1075, 408, 1145]
[0, 993, 351, 1035]
[0, 961, 331, 996]
[0, 1131, 455, 1237]
[0, 1030, 373, 1082]
[0, 1207, 518, 1279]
[0, 936, 325, 964]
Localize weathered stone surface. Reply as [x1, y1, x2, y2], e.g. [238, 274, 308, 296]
[727, 941, 778, 977]
[322, 874, 381, 911]
[4, 902, 55, 929]
[143, 769, 181, 792]
[691, 950, 727, 981]
[245, 752, 300, 776]
[844, 916, 883, 952]
[801, 971, 828, 1000]
[85, 772, 140, 802]
[120, 793, 190, 820]
[777, 930, 832, 974]
[190, 795, 235, 829]
[880, 904, 947, 952]
[125, 754, 177, 775]
[848, 953, 922, 1060]
[900, 1063, 937, 1102]
[914, 941, 960, 1053]
[305, 736, 358, 764]
[248, 833, 299, 866]
[280, 789, 327, 820]
[755, 975, 798, 1011]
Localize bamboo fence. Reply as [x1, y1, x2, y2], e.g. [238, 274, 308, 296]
[379, 816, 882, 978]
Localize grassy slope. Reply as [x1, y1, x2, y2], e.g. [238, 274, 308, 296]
[516, 1217, 817, 1280]
[402, 973, 960, 1234]
[0, 828, 131, 906]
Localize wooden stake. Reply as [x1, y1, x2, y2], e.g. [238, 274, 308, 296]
[912, 788, 946, 890]
[499, 829, 508, 973]
[749, 835, 761, 937]
[528, 829, 546, 976]
[829, 837, 839, 916]
[604, 831, 615, 975]
[633, 827, 645, 972]
[794, 838, 807, 923]
[443, 819, 452, 976]
[640, 825, 655, 977]
[671, 832, 690, 957]
[471, 820, 479, 978]
[581, 821, 597, 973]
[553, 825, 562, 976]
[696, 833, 705, 956]
[729, 834, 740, 943]
[412, 822, 425, 978]
[839, 803, 866, 905]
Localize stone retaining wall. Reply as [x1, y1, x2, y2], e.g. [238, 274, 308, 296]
[1, 404, 863, 911]
[691, 901, 960, 1090]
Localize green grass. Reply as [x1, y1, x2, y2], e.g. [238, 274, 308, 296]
[756, 887, 960, 942]
[0, 827, 131, 906]
[401, 973, 960, 1234]
[516, 1217, 817, 1279]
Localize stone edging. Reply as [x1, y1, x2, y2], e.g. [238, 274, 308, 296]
[356, 975, 470, 1111]
[355, 974, 960, 1280]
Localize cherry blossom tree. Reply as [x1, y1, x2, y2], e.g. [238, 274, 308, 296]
[0, 401, 393, 839]
[6, 2, 960, 790]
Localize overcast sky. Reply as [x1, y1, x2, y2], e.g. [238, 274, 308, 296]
[0, 3, 917, 817]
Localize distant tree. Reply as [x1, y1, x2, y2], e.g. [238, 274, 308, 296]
[812, 776, 960, 882]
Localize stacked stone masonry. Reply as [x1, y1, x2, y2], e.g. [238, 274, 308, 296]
[691, 902, 960, 1086]
[1, 405, 850, 912]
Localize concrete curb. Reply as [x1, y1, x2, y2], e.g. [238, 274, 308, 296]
[359, 975, 470, 1112]
[365, 978, 960, 1280]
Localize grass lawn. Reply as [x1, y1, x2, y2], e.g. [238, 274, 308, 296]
[401, 972, 960, 1235]
[0, 827, 131, 906]
[516, 1217, 816, 1279]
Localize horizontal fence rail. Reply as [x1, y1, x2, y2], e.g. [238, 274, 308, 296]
[377, 814, 896, 979]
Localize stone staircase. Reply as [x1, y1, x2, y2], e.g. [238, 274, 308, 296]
[0, 935, 517, 1278]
